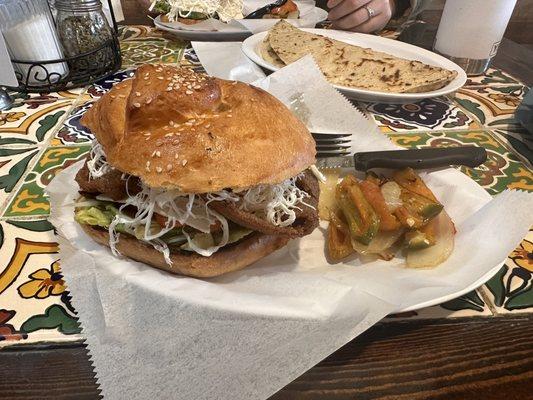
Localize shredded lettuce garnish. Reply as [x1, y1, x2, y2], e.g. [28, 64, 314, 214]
[150, 0, 243, 22]
[85, 141, 314, 263]
[86, 142, 112, 179]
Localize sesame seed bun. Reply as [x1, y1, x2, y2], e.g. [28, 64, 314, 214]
[80, 224, 289, 278]
[80, 64, 316, 193]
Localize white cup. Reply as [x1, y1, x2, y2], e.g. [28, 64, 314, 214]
[433, 0, 517, 75]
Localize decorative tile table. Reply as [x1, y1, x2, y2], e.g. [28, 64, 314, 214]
[0, 26, 531, 351]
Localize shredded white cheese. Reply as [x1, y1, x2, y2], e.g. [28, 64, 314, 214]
[239, 174, 313, 227]
[310, 165, 326, 183]
[86, 141, 314, 262]
[86, 142, 112, 179]
[151, 0, 243, 22]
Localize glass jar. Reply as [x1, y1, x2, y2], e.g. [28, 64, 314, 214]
[0, 0, 69, 85]
[54, 0, 117, 73]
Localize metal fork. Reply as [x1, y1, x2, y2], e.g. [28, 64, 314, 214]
[312, 132, 352, 157]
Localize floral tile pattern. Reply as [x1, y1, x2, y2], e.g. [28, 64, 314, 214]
[86, 69, 134, 99]
[181, 47, 207, 73]
[4, 146, 90, 218]
[0, 93, 74, 147]
[0, 219, 81, 345]
[0, 24, 531, 348]
[0, 147, 40, 213]
[119, 25, 166, 41]
[386, 289, 493, 320]
[363, 96, 481, 133]
[453, 85, 529, 128]
[121, 39, 186, 69]
[388, 130, 533, 194]
[464, 68, 520, 88]
[491, 128, 533, 167]
[52, 102, 96, 146]
[481, 229, 533, 314]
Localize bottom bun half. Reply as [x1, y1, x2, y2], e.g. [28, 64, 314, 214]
[80, 224, 289, 278]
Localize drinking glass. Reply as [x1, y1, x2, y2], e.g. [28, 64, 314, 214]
[433, 0, 517, 75]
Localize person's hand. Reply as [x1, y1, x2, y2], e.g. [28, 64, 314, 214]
[327, 0, 396, 33]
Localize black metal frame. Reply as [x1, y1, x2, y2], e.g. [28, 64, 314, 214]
[4, 0, 121, 93]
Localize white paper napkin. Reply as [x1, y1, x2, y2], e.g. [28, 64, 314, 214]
[47, 59, 533, 400]
[191, 41, 267, 82]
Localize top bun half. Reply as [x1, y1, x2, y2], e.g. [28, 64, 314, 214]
[80, 64, 316, 193]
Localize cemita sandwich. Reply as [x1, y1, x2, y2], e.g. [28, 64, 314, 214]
[260, 21, 458, 93]
[74, 64, 320, 277]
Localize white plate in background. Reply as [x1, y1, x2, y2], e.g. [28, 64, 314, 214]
[154, 8, 328, 42]
[242, 28, 467, 103]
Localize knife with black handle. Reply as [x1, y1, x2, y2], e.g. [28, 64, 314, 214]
[316, 146, 487, 171]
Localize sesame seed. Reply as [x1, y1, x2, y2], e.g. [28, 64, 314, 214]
[165, 133, 173, 137]
[185, 90, 193, 95]
[166, 164, 173, 171]
[156, 166, 162, 173]
[157, 76, 164, 80]
[205, 124, 210, 128]
[151, 150, 157, 157]
[133, 102, 141, 108]
[146, 98, 152, 104]
[110, 95, 116, 99]
[155, 151, 161, 157]
[146, 161, 151, 167]
[118, 94, 126, 98]
[182, 160, 187, 166]
[166, 88, 172, 92]
[232, 81, 238, 85]
[169, 121, 175, 127]
[145, 137, 150, 141]
[144, 76, 149, 80]
[135, 91, 141, 96]
[143, 132, 151, 136]
[189, 119, 196, 123]
[227, 114, 232, 118]
[175, 154, 179, 159]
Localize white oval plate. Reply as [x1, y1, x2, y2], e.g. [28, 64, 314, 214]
[242, 28, 468, 103]
[153, 8, 328, 42]
[400, 262, 504, 312]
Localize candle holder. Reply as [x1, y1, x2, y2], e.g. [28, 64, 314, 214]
[2, 0, 121, 93]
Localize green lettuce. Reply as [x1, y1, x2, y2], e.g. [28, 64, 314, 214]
[74, 204, 118, 228]
[75, 200, 252, 249]
[151, 0, 171, 14]
[181, 226, 253, 252]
